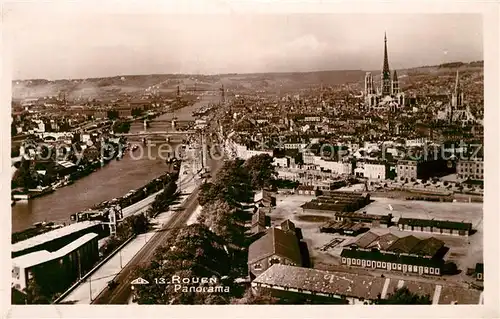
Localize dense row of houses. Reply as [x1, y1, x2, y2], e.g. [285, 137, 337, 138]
[225, 137, 483, 183]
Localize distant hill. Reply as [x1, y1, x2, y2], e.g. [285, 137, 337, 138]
[12, 61, 483, 100]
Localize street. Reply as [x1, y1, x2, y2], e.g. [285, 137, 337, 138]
[91, 187, 202, 304]
[92, 154, 223, 304]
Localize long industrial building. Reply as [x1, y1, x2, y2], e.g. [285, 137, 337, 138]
[12, 233, 99, 292]
[340, 231, 446, 276]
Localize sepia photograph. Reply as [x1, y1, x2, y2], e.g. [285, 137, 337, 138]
[2, 1, 499, 317]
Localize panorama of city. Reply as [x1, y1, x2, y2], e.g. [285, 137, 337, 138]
[10, 15, 485, 306]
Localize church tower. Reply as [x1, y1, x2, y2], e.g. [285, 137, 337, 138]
[381, 32, 392, 96]
[365, 72, 374, 95]
[364, 72, 377, 108]
[391, 70, 399, 95]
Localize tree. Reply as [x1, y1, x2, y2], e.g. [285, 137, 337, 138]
[150, 181, 178, 215]
[198, 182, 221, 206]
[24, 278, 50, 304]
[163, 180, 178, 198]
[244, 154, 277, 189]
[133, 224, 232, 304]
[12, 158, 39, 191]
[199, 160, 253, 207]
[107, 110, 119, 120]
[377, 287, 431, 304]
[99, 235, 124, 258]
[112, 120, 131, 134]
[127, 213, 149, 234]
[197, 199, 248, 247]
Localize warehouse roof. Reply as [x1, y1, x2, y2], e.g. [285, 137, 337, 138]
[253, 265, 481, 304]
[12, 233, 98, 269]
[253, 264, 385, 300]
[397, 217, 472, 231]
[12, 221, 101, 253]
[367, 233, 400, 251]
[335, 211, 392, 222]
[386, 235, 421, 254]
[409, 237, 445, 258]
[352, 231, 379, 248]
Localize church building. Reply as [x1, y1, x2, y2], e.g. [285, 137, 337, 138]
[364, 33, 405, 111]
[437, 71, 476, 126]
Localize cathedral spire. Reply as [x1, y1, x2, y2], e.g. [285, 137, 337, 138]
[452, 70, 463, 108]
[383, 32, 390, 74]
[454, 70, 461, 94]
[382, 32, 392, 96]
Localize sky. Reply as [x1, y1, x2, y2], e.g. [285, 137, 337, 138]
[5, 8, 483, 80]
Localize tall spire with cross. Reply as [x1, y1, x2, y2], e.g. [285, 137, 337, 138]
[452, 70, 463, 108]
[454, 70, 461, 94]
[382, 32, 392, 96]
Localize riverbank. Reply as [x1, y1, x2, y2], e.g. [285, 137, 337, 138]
[11, 139, 128, 204]
[12, 165, 179, 241]
[11, 94, 216, 232]
[59, 165, 200, 304]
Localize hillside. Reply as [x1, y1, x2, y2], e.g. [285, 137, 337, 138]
[12, 61, 483, 101]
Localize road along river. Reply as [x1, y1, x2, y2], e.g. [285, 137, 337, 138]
[11, 95, 220, 232]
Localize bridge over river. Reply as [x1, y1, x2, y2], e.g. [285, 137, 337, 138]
[11, 94, 221, 232]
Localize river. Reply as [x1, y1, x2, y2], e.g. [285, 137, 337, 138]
[11, 94, 220, 232]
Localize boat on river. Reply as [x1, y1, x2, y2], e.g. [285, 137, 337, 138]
[12, 186, 55, 200]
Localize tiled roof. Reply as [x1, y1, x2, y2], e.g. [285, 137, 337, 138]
[248, 228, 302, 265]
[254, 264, 385, 300]
[387, 235, 421, 254]
[353, 231, 379, 248]
[367, 233, 399, 251]
[409, 237, 444, 257]
[254, 265, 482, 304]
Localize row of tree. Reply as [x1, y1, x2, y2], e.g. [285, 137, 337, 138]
[146, 175, 179, 218]
[20, 172, 181, 304]
[132, 154, 278, 304]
